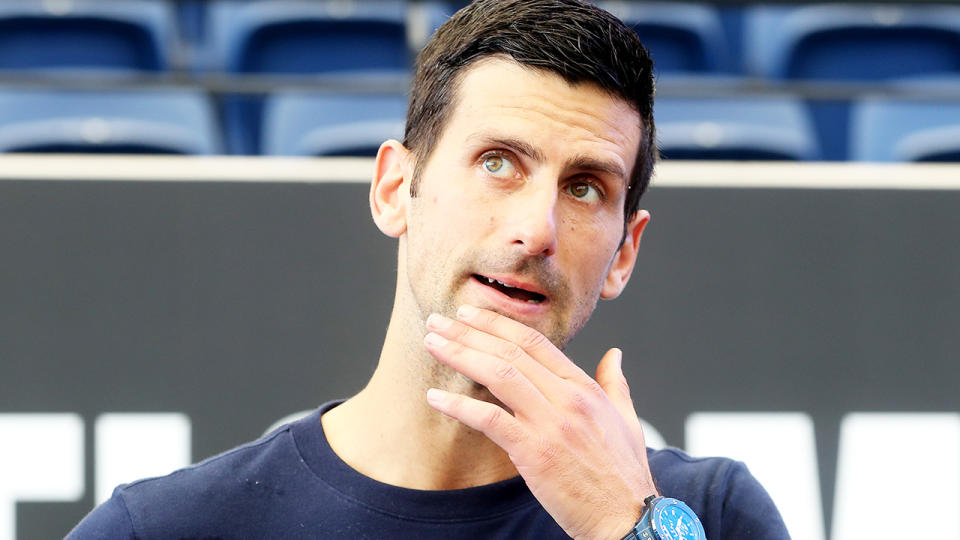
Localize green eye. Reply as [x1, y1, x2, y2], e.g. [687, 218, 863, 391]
[570, 183, 590, 198]
[566, 181, 601, 203]
[484, 156, 503, 173]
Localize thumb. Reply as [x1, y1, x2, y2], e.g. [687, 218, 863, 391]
[596, 348, 646, 442]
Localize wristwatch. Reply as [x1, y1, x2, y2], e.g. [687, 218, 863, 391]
[620, 494, 706, 540]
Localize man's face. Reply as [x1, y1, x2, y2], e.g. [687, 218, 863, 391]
[401, 57, 645, 348]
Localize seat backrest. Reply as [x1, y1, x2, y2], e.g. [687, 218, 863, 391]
[850, 95, 960, 162]
[746, 5, 960, 80]
[0, 0, 174, 72]
[207, 0, 410, 74]
[263, 91, 407, 156]
[655, 95, 819, 161]
[0, 89, 221, 154]
[601, 1, 729, 74]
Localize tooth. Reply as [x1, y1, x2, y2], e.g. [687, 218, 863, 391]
[487, 277, 495, 283]
[497, 280, 515, 288]
[527, 299, 539, 304]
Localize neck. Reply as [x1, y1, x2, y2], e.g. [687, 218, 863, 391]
[321, 288, 518, 491]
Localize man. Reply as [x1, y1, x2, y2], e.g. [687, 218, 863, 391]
[69, 1, 790, 538]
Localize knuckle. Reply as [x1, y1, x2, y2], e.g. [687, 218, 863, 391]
[557, 418, 577, 440]
[482, 405, 504, 431]
[450, 322, 472, 340]
[566, 390, 594, 416]
[479, 309, 499, 326]
[498, 341, 527, 363]
[442, 340, 465, 357]
[503, 422, 526, 445]
[493, 360, 520, 383]
[584, 379, 607, 399]
[518, 328, 549, 351]
[614, 376, 632, 399]
[534, 441, 561, 471]
[441, 392, 464, 414]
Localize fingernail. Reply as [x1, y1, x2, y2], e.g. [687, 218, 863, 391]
[426, 313, 451, 330]
[424, 332, 447, 347]
[426, 388, 446, 404]
[457, 305, 478, 320]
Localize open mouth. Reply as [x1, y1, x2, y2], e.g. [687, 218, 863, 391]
[473, 274, 547, 304]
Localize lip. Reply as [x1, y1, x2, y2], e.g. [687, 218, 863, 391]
[477, 273, 548, 297]
[467, 274, 550, 318]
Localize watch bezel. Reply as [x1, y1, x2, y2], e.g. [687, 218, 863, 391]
[648, 497, 705, 540]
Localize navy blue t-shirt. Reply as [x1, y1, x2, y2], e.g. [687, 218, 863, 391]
[68, 402, 790, 539]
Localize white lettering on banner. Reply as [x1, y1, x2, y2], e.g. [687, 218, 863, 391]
[94, 413, 192, 504]
[3, 411, 960, 540]
[830, 413, 960, 540]
[0, 414, 83, 540]
[685, 412, 825, 540]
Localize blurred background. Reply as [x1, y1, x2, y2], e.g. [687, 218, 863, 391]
[0, 0, 958, 539]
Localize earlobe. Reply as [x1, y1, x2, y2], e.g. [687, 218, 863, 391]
[370, 139, 410, 238]
[601, 210, 650, 299]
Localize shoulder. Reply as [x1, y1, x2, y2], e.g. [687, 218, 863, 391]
[647, 447, 791, 540]
[66, 491, 136, 540]
[122, 421, 301, 501]
[70, 422, 306, 539]
[648, 446, 742, 486]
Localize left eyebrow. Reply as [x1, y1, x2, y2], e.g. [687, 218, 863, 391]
[472, 135, 546, 163]
[565, 154, 628, 185]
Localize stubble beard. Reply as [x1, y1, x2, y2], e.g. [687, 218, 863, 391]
[407, 247, 598, 402]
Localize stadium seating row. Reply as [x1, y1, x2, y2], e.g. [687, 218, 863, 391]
[3, 87, 959, 162]
[3, 0, 960, 80]
[2, 0, 960, 160]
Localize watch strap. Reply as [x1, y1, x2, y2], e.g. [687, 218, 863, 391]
[620, 494, 659, 540]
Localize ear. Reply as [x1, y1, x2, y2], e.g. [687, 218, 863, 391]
[370, 139, 411, 238]
[601, 209, 650, 299]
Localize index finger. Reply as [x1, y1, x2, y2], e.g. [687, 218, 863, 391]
[455, 304, 590, 383]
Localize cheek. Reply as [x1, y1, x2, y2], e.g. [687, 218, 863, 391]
[560, 216, 622, 273]
[560, 212, 615, 246]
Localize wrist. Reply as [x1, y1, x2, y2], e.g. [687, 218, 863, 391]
[620, 495, 705, 540]
[618, 494, 656, 540]
[575, 498, 649, 540]
[581, 493, 651, 540]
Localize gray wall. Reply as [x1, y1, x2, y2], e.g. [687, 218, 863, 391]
[1, 174, 958, 537]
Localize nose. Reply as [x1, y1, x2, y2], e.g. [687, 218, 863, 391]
[508, 186, 558, 257]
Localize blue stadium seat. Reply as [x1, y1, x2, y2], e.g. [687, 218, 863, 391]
[600, 2, 729, 74]
[176, 0, 208, 49]
[207, 0, 409, 74]
[263, 92, 406, 156]
[850, 95, 960, 162]
[414, 1, 459, 49]
[746, 5, 960, 80]
[0, 0, 175, 72]
[207, 0, 409, 154]
[655, 96, 819, 160]
[0, 89, 221, 154]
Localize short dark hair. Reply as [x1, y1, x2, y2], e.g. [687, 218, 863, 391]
[403, 0, 656, 222]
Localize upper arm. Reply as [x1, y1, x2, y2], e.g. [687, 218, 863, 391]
[719, 461, 792, 540]
[65, 489, 137, 540]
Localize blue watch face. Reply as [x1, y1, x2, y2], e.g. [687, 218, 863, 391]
[651, 499, 705, 540]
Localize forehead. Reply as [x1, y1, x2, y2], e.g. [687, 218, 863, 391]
[441, 57, 641, 178]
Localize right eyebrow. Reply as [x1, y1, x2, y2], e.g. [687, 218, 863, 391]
[467, 134, 546, 164]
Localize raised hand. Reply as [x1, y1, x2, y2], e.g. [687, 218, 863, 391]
[423, 305, 658, 540]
